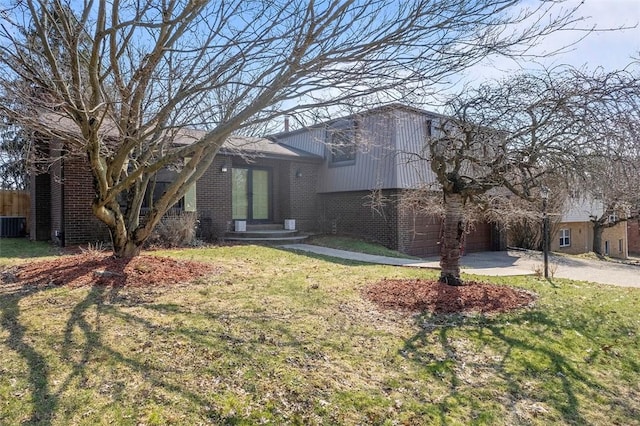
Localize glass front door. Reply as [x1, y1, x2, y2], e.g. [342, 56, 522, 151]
[232, 168, 271, 221]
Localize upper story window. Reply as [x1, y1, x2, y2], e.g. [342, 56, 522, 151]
[327, 121, 357, 166]
[426, 119, 433, 137]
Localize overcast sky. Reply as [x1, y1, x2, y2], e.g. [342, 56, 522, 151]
[458, 0, 640, 85]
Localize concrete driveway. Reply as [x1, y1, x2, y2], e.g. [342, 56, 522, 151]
[282, 244, 640, 288]
[459, 250, 640, 288]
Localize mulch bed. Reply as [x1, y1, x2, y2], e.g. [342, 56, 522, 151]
[363, 279, 536, 314]
[2, 252, 216, 289]
[2, 253, 535, 315]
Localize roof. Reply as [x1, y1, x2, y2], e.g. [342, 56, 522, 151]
[268, 103, 444, 139]
[220, 135, 323, 161]
[36, 112, 321, 161]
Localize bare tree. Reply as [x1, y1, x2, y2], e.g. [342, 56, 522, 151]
[409, 67, 640, 285]
[0, 0, 584, 257]
[579, 111, 640, 256]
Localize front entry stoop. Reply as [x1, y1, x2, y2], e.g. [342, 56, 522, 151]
[224, 223, 309, 244]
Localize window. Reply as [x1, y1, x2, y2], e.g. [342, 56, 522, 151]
[619, 239, 624, 253]
[604, 240, 610, 256]
[559, 229, 570, 247]
[608, 212, 618, 223]
[426, 119, 432, 137]
[142, 181, 184, 210]
[328, 122, 356, 165]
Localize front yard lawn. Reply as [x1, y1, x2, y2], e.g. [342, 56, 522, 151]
[0, 242, 638, 425]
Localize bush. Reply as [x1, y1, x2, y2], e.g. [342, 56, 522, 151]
[146, 212, 198, 248]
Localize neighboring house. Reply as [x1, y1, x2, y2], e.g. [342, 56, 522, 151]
[628, 218, 640, 255]
[30, 104, 501, 257]
[553, 198, 628, 258]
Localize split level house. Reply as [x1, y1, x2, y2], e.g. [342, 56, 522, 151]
[29, 105, 503, 257]
[553, 197, 629, 259]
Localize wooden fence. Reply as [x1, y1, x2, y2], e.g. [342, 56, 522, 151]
[0, 190, 30, 233]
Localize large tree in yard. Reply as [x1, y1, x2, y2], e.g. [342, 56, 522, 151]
[0, 0, 585, 257]
[579, 102, 640, 256]
[415, 67, 640, 285]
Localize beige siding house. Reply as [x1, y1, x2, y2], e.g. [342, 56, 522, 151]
[554, 198, 628, 258]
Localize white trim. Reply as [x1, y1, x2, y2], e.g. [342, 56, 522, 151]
[559, 228, 571, 247]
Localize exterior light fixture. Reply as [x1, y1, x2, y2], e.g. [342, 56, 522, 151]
[295, 169, 303, 178]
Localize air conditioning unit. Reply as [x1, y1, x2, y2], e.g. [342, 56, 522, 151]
[0, 216, 27, 238]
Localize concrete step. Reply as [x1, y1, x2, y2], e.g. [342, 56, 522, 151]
[226, 229, 299, 239]
[224, 234, 309, 244]
[244, 223, 289, 231]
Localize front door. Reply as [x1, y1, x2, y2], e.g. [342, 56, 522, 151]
[232, 168, 271, 222]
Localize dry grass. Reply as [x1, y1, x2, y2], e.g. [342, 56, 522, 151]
[1, 243, 639, 425]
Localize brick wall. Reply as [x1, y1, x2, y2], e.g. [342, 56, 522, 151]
[396, 197, 495, 258]
[317, 190, 495, 257]
[30, 173, 51, 241]
[287, 161, 320, 231]
[50, 141, 64, 243]
[318, 190, 400, 249]
[62, 156, 110, 245]
[196, 156, 321, 239]
[397, 208, 441, 256]
[465, 221, 494, 253]
[629, 219, 640, 255]
[196, 155, 233, 240]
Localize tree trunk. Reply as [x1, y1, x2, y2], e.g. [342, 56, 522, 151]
[110, 223, 143, 258]
[440, 192, 465, 286]
[592, 222, 604, 256]
[94, 202, 144, 258]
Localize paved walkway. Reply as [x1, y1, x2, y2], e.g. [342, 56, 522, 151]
[281, 244, 640, 288]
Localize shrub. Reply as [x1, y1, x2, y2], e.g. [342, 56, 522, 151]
[146, 211, 198, 248]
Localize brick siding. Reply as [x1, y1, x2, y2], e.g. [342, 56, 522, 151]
[30, 172, 51, 241]
[318, 190, 495, 257]
[286, 161, 320, 232]
[397, 208, 441, 257]
[318, 189, 400, 249]
[62, 156, 110, 245]
[196, 155, 233, 240]
[50, 141, 64, 243]
[196, 156, 321, 240]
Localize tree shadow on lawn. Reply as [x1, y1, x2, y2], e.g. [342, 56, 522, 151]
[1, 284, 58, 425]
[0, 259, 134, 425]
[401, 308, 639, 424]
[0, 261, 261, 424]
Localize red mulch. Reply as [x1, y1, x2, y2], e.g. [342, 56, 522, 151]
[5, 252, 216, 288]
[363, 279, 536, 314]
[3, 253, 535, 315]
